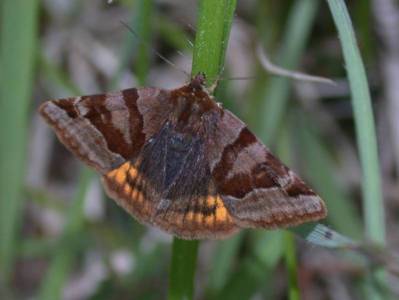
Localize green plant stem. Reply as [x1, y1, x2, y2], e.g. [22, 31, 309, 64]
[191, 0, 237, 85]
[0, 0, 39, 288]
[168, 1, 237, 299]
[168, 239, 199, 300]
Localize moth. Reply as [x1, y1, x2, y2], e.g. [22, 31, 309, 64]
[39, 74, 327, 239]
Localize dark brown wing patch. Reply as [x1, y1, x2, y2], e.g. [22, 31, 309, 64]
[209, 110, 327, 229]
[39, 89, 142, 173]
[39, 88, 171, 174]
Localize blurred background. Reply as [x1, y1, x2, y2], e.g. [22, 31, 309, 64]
[1, 0, 399, 299]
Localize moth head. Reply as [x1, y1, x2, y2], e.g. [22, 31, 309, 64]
[189, 73, 206, 90]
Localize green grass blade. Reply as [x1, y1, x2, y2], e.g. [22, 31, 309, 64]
[216, 257, 270, 300]
[279, 120, 301, 300]
[257, 0, 319, 144]
[252, 0, 362, 252]
[218, 230, 284, 299]
[277, 122, 300, 300]
[109, 0, 153, 90]
[157, 16, 193, 52]
[253, 0, 353, 280]
[38, 168, 93, 300]
[0, 0, 39, 288]
[326, 0, 385, 245]
[39, 54, 81, 95]
[326, 1, 387, 298]
[168, 1, 237, 299]
[284, 232, 300, 300]
[206, 234, 243, 297]
[297, 117, 362, 238]
[134, 0, 154, 85]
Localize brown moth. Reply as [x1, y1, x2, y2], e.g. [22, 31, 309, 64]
[39, 74, 327, 239]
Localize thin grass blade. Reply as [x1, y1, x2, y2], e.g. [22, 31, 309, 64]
[326, 1, 387, 298]
[326, 0, 385, 246]
[257, 0, 319, 144]
[38, 168, 92, 300]
[0, 0, 39, 289]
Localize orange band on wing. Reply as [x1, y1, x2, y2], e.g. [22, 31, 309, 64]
[105, 162, 150, 213]
[181, 195, 233, 227]
[105, 163, 235, 238]
[106, 161, 131, 185]
[214, 195, 232, 223]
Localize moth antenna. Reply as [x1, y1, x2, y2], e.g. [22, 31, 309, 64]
[206, 69, 257, 93]
[176, 50, 187, 59]
[187, 39, 194, 48]
[207, 80, 219, 94]
[182, 22, 195, 48]
[204, 64, 227, 93]
[185, 22, 196, 36]
[219, 75, 258, 81]
[168, 26, 193, 60]
[120, 21, 190, 78]
[257, 44, 336, 85]
[161, 17, 194, 57]
[177, 18, 196, 47]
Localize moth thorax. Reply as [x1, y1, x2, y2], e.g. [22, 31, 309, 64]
[172, 96, 199, 123]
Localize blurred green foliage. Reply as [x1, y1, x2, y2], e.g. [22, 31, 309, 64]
[0, 0, 39, 291]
